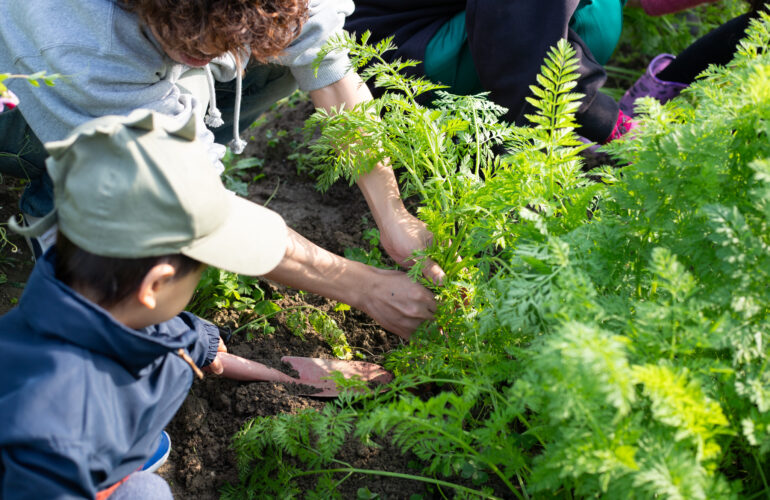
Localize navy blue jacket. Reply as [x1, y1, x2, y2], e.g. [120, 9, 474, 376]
[0, 251, 219, 499]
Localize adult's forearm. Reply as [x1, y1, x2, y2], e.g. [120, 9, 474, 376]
[263, 228, 370, 309]
[308, 72, 406, 223]
[307, 72, 445, 283]
[312, 74, 417, 225]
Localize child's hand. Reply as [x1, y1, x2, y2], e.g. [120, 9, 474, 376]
[203, 338, 228, 375]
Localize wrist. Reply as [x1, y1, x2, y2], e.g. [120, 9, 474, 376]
[356, 162, 408, 231]
[330, 259, 378, 312]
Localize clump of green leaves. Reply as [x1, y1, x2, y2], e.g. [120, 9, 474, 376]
[187, 267, 279, 337]
[228, 15, 770, 499]
[285, 307, 352, 360]
[343, 224, 393, 269]
[220, 147, 265, 197]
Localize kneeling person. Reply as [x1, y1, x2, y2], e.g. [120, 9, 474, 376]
[0, 109, 287, 499]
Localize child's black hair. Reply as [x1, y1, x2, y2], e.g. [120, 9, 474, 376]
[55, 231, 203, 308]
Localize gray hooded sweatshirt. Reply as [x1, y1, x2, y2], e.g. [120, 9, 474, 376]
[0, 0, 354, 171]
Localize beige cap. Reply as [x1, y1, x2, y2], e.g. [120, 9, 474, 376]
[12, 109, 287, 276]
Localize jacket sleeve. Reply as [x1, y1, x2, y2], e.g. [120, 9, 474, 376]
[273, 0, 356, 91]
[2, 443, 95, 500]
[177, 312, 221, 368]
[465, 0, 619, 142]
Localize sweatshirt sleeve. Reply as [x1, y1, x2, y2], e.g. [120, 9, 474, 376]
[178, 312, 221, 368]
[273, 0, 355, 91]
[640, 0, 715, 16]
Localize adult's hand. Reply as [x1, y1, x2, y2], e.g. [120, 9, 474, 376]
[264, 229, 436, 339]
[356, 160, 446, 285]
[357, 267, 436, 339]
[377, 204, 445, 286]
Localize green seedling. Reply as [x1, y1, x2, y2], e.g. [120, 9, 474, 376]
[220, 147, 265, 197]
[0, 71, 60, 93]
[187, 267, 279, 338]
[343, 227, 393, 269]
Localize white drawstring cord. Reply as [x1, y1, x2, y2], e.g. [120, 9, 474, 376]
[203, 65, 224, 128]
[227, 59, 247, 154]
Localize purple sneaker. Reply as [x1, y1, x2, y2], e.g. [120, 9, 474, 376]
[619, 54, 689, 117]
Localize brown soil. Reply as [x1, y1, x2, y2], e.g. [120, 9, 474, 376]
[0, 179, 34, 315]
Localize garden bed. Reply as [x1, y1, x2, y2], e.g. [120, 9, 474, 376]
[3, 8, 766, 498]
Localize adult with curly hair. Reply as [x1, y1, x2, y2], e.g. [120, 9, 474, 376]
[0, 0, 440, 340]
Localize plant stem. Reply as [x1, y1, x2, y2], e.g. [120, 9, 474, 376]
[473, 105, 481, 177]
[399, 415, 523, 497]
[292, 467, 503, 499]
[753, 451, 770, 500]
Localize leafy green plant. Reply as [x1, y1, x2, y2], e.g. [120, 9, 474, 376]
[227, 14, 770, 500]
[285, 308, 352, 360]
[187, 267, 279, 337]
[227, 298, 353, 359]
[226, 34, 601, 498]
[220, 147, 265, 197]
[343, 224, 394, 269]
[264, 128, 288, 149]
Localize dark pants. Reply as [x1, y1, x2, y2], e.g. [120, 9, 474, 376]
[658, 14, 751, 84]
[0, 107, 52, 217]
[346, 0, 619, 142]
[211, 63, 297, 145]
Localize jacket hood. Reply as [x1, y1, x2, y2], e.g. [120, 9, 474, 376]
[18, 250, 200, 374]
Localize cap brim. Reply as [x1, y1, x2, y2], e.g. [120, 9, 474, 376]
[181, 193, 287, 276]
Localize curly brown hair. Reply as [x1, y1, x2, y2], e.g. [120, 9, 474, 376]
[121, 0, 308, 63]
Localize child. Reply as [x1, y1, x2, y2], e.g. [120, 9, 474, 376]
[0, 109, 288, 498]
